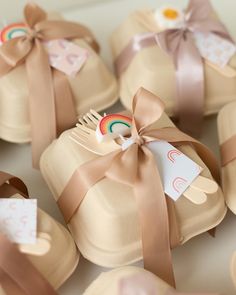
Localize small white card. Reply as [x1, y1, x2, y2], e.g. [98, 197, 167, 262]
[194, 32, 236, 67]
[147, 141, 202, 201]
[44, 39, 89, 77]
[0, 197, 37, 244]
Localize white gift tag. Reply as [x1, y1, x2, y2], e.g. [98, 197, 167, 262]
[194, 32, 236, 67]
[147, 141, 202, 201]
[44, 39, 89, 77]
[0, 197, 37, 244]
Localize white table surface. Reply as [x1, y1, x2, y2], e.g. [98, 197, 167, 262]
[1, 0, 236, 294]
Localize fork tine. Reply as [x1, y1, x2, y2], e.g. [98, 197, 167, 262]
[78, 116, 95, 129]
[89, 109, 103, 120]
[86, 112, 100, 125]
[82, 115, 97, 129]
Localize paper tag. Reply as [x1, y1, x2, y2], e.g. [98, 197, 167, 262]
[194, 32, 236, 67]
[0, 197, 37, 244]
[147, 141, 202, 201]
[44, 39, 89, 77]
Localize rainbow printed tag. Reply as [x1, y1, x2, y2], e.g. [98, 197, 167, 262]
[96, 114, 132, 142]
[147, 141, 202, 201]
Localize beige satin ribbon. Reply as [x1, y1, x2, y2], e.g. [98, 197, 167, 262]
[57, 87, 220, 287]
[0, 3, 99, 168]
[220, 134, 236, 167]
[0, 172, 57, 294]
[119, 272, 219, 295]
[114, 0, 233, 136]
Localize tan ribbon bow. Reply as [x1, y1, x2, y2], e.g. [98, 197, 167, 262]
[58, 87, 220, 287]
[156, 0, 233, 135]
[0, 3, 99, 167]
[119, 272, 220, 295]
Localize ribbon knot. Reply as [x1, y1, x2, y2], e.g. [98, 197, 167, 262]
[134, 135, 145, 146]
[26, 28, 39, 41]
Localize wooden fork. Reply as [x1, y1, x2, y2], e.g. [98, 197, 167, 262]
[70, 124, 121, 155]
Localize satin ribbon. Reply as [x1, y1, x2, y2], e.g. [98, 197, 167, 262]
[0, 3, 99, 168]
[114, 0, 233, 136]
[57, 87, 220, 287]
[119, 272, 219, 295]
[0, 172, 57, 294]
[220, 134, 236, 166]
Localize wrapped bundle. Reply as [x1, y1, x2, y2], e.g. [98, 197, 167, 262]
[218, 102, 236, 214]
[0, 171, 79, 293]
[111, 0, 236, 135]
[0, 3, 118, 167]
[41, 88, 225, 286]
[84, 266, 219, 295]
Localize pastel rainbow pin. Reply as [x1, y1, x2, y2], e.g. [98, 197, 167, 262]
[0, 23, 27, 43]
[96, 114, 132, 142]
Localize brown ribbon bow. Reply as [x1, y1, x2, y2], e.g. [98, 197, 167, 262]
[0, 171, 57, 294]
[58, 87, 220, 287]
[0, 3, 99, 168]
[119, 272, 220, 295]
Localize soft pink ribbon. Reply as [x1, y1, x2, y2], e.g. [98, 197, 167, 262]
[0, 3, 99, 167]
[115, 0, 233, 136]
[58, 87, 220, 287]
[0, 172, 57, 294]
[119, 272, 220, 295]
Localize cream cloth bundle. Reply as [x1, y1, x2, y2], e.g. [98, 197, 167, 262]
[110, 1, 236, 135]
[0, 3, 118, 167]
[40, 89, 225, 276]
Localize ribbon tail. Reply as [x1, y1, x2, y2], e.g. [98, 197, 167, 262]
[52, 70, 77, 136]
[25, 40, 57, 168]
[58, 150, 120, 223]
[0, 56, 14, 76]
[134, 146, 175, 287]
[175, 37, 204, 137]
[0, 235, 57, 295]
[0, 171, 29, 197]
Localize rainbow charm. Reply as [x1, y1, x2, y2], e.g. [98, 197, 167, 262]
[96, 114, 132, 142]
[0, 23, 27, 43]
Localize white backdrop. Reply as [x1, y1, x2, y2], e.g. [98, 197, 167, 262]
[0, 0, 236, 41]
[0, 0, 236, 294]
